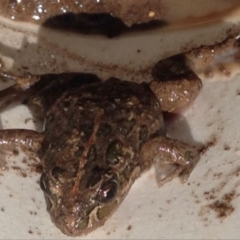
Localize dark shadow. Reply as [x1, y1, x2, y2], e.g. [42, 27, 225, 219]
[163, 112, 203, 149]
[43, 13, 166, 38]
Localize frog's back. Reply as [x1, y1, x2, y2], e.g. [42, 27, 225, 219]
[43, 78, 164, 180]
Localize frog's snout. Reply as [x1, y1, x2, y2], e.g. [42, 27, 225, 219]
[40, 173, 55, 210]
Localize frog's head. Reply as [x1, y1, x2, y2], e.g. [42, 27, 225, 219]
[40, 164, 133, 236]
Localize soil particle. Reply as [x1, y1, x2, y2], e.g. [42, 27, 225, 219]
[127, 225, 132, 231]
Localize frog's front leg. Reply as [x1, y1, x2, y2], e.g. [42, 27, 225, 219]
[0, 129, 43, 154]
[140, 136, 200, 187]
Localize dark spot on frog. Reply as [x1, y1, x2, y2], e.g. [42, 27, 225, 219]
[139, 125, 148, 143]
[79, 123, 94, 142]
[28, 230, 33, 234]
[97, 123, 111, 138]
[74, 146, 85, 158]
[1, 207, 4, 212]
[106, 140, 123, 166]
[86, 166, 103, 188]
[87, 145, 97, 162]
[118, 118, 136, 136]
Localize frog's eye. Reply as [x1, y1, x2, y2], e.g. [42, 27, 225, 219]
[95, 177, 118, 203]
[51, 166, 65, 181]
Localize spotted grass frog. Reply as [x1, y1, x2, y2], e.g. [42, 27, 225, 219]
[0, 54, 201, 236]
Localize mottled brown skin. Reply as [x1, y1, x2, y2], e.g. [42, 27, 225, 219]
[0, 55, 201, 236]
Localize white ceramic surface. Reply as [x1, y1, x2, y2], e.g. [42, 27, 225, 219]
[1, 5, 240, 239]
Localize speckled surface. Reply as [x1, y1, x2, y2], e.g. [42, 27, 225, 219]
[1, 5, 240, 239]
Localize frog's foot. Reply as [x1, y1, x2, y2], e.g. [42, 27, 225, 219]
[0, 71, 40, 111]
[150, 54, 202, 113]
[186, 36, 240, 81]
[140, 136, 200, 187]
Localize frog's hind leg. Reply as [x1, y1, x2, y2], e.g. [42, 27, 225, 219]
[0, 129, 43, 169]
[0, 72, 41, 111]
[140, 136, 200, 187]
[0, 71, 101, 116]
[150, 54, 202, 113]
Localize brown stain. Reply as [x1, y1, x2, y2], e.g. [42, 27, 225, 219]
[29, 211, 37, 216]
[212, 172, 223, 180]
[11, 166, 27, 178]
[12, 149, 19, 156]
[207, 191, 235, 219]
[199, 135, 217, 155]
[236, 89, 240, 96]
[127, 225, 132, 231]
[198, 167, 240, 223]
[34, 164, 43, 174]
[223, 144, 230, 151]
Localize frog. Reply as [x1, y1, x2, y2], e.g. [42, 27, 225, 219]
[0, 54, 201, 236]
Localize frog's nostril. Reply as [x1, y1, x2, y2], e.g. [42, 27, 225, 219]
[51, 166, 65, 181]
